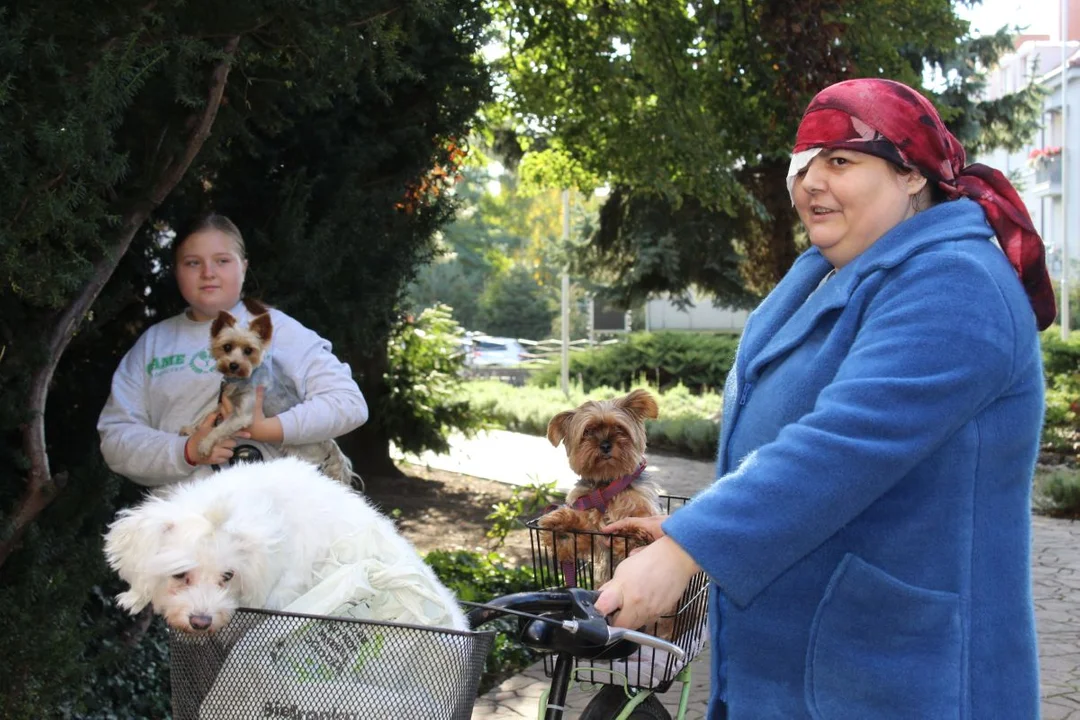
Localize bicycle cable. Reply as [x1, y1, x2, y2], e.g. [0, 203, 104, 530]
[459, 600, 579, 628]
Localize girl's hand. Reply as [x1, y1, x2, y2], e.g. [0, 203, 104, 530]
[242, 386, 284, 444]
[184, 411, 250, 466]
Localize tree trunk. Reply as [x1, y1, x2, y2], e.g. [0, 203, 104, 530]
[738, 159, 800, 294]
[761, 160, 800, 282]
[340, 341, 404, 480]
[0, 36, 241, 570]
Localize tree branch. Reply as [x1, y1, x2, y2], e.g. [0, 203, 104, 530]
[0, 35, 241, 570]
[346, 7, 400, 28]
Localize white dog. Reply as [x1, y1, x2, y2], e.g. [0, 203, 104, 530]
[103, 457, 468, 633]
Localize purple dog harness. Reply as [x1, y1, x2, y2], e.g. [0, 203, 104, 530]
[552, 459, 647, 587]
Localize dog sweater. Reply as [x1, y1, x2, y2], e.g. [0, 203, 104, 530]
[97, 301, 368, 487]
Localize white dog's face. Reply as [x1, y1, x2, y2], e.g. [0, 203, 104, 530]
[153, 552, 242, 633]
[104, 497, 277, 634]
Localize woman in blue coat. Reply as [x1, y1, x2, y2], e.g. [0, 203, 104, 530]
[596, 78, 1055, 719]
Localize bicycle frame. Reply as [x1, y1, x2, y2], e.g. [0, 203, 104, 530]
[536, 661, 695, 720]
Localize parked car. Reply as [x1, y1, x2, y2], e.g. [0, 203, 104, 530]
[466, 335, 526, 367]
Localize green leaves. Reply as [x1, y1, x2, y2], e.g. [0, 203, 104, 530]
[424, 549, 538, 692]
[485, 0, 1044, 299]
[1, 1, 491, 714]
[485, 478, 561, 547]
[381, 304, 484, 456]
[517, 145, 600, 196]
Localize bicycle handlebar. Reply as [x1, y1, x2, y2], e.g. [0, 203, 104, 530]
[466, 587, 685, 662]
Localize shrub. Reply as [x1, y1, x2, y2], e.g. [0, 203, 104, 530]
[486, 480, 562, 548]
[1034, 467, 1080, 517]
[62, 584, 171, 719]
[1040, 327, 1080, 461]
[1040, 327, 1080, 376]
[425, 550, 539, 694]
[528, 331, 739, 394]
[381, 304, 484, 456]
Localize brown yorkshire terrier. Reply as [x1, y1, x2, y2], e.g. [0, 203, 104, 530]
[537, 389, 663, 584]
[179, 301, 357, 485]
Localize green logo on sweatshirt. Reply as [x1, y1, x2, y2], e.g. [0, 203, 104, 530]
[145, 348, 214, 377]
[189, 349, 215, 374]
[146, 354, 186, 376]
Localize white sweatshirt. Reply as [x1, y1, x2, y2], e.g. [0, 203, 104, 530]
[97, 301, 369, 487]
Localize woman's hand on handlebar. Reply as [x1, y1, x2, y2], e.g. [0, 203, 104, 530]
[594, 536, 701, 630]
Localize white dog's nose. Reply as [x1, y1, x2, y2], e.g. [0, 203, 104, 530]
[189, 614, 213, 631]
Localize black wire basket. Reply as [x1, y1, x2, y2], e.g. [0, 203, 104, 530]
[169, 608, 495, 720]
[526, 495, 710, 692]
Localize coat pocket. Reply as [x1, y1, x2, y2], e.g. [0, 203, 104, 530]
[805, 554, 963, 720]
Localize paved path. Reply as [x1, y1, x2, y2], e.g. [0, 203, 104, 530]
[398, 431, 1080, 719]
[394, 429, 715, 498]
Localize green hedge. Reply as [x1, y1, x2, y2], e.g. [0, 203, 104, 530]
[519, 327, 1080, 464]
[528, 331, 739, 394]
[1041, 327, 1080, 461]
[1034, 467, 1080, 517]
[462, 380, 721, 460]
[484, 325, 1080, 466]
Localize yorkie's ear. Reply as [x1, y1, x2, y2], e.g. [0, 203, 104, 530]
[248, 313, 273, 344]
[210, 311, 238, 338]
[546, 410, 576, 447]
[618, 389, 659, 420]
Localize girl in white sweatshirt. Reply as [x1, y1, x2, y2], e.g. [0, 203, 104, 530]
[97, 214, 368, 487]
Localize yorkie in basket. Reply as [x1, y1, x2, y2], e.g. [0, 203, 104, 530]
[537, 389, 663, 585]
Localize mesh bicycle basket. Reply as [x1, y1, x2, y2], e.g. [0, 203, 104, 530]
[527, 494, 710, 692]
[169, 608, 495, 720]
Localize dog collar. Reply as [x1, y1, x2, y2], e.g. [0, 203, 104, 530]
[570, 459, 648, 513]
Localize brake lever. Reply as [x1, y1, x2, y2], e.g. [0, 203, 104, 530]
[560, 587, 686, 660]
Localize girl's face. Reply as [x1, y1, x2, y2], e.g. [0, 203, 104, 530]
[174, 230, 247, 322]
[792, 149, 923, 269]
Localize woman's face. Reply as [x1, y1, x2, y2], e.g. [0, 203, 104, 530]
[793, 149, 922, 268]
[174, 229, 247, 322]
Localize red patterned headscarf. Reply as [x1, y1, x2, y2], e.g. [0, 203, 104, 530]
[790, 78, 1056, 330]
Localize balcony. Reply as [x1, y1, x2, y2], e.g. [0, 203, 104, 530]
[1033, 153, 1062, 197]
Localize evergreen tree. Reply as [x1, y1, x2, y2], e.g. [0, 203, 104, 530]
[0, 2, 488, 714]
[477, 264, 559, 340]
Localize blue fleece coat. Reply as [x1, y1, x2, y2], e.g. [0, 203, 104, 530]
[663, 198, 1043, 719]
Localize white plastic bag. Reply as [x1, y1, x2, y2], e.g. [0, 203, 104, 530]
[197, 558, 469, 719]
[284, 557, 460, 629]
